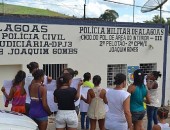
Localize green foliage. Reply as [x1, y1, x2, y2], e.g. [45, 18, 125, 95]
[0, 3, 70, 18]
[144, 15, 166, 24]
[99, 9, 119, 22]
[144, 15, 170, 34]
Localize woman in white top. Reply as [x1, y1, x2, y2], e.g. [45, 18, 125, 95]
[105, 73, 133, 130]
[152, 107, 170, 130]
[146, 71, 162, 130]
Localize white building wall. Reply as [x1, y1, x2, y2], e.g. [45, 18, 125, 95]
[0, 17, 168, 107]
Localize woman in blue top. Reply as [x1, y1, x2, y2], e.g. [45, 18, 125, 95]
[127, 69, 150, 130]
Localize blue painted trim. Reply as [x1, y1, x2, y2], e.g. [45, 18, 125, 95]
[0, 14, 165, 28]
[161, 24, 169, 106]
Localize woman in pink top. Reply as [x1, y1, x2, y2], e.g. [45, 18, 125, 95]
[1, 70, 26, 114]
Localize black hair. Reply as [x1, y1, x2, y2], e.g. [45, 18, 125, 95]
[151, 71, 162, 80]
[114, 73, 126, 85]
[63, 68, 78, 78]
[57, 73, 72, 89]
[13, 70, 26, 86]
[27, 62, 39, 73]
[157, 107, 169, 119]
[32, 69, 45, 80]
[93, 75, 101, 86]
[83, 72, 91, 82]
[133, 69, 144, 86]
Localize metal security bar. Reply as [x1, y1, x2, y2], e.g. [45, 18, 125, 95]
[140, 63, 157, 75]
[107, 64, 127, 87]
[43, 64, 67, 80]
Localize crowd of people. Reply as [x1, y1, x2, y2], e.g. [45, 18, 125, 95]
[1, 61, 170, 130]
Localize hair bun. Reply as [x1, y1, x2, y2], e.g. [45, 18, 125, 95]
[113, 73, 126, 85]
[59, 77, 64, 83]
[74, 70, 78, 76]
[27, 64, 31, 69]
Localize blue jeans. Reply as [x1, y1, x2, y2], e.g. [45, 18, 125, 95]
[80, 112, 89, 129]
[147, 106, 158, 130]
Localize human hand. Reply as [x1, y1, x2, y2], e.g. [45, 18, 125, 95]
[78, 80, 83, 87]
[81, 95, 84, 100]
[48, 111, 52, 116]
[1, 87, 5, 93]
[128, 124, 133, 130]
[47, 76, 52, 83]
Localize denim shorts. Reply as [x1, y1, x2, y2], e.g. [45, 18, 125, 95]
[33, 116, 48, 122]
[131, 110, 146, 123]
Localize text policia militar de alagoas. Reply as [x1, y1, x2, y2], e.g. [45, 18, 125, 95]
[79, 26, 164, 53]
[0, 24, 77, 55]
[0, 24, 164, 55]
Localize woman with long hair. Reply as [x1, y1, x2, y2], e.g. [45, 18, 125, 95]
[127, 69, 150, 130]
[1, 70, 26, 114]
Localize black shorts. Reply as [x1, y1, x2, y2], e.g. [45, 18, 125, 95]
[131, 110, 146, 123]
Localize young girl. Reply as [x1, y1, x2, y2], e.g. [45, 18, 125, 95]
[152, 107, 170, 130]
[81, 75, 108, 130]
[1, 70, 26, 114]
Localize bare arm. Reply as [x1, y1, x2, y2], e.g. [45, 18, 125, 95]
[152, 125, 161, 130]
[127, 84, 134, 94]
[102, 89, 108, 104]
[123, 96, 133, 130]
[81, 95, 88, 104]
[1, 86, 14, 101]
[145, 90, 151, 104]
[86, 89, 92, 104]
[75, 80, 83, 101]
[41, 86, 52, 115]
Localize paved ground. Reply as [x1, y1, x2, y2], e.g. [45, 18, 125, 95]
[1, 95, 170, 130]
[1, 106, 169, 130]
[47, 114, 170, 130]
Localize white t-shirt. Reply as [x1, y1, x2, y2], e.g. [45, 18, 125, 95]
[147, 80, 160, 107]
[105, 89, 130, 130]
[158, 123, 170, 129]
[80, 86, 90, 112]
[24, 73, 34, 104]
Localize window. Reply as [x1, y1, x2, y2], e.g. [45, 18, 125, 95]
[107, 64, 127, 87]
[43, 64, 67, 80]
[140, 63, 157, 75]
